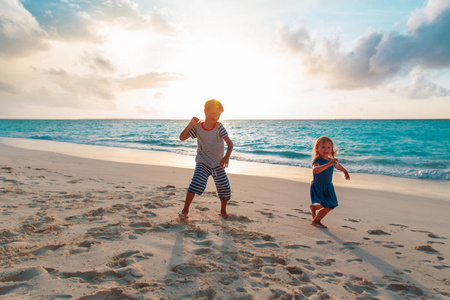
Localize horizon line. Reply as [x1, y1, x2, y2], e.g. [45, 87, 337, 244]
[0, 118, 449, 121]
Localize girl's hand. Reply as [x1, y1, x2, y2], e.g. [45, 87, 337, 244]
[344, 172, 350, 180]
[329, 158, 338, 165]
[335, 162, 350, 180]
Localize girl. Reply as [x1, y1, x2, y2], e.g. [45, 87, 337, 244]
[310, 136, 350, 228]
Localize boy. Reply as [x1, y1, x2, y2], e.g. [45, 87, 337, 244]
[179, 99, 234, 220]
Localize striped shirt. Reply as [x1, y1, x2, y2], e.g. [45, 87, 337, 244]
[189, 122, 228, 167]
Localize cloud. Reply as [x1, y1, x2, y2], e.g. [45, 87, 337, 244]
[118, 72, 184, 90]
[22, 0, 176, 42]
[0, 0, 177, 58]
[154, 92, 165, 100]
[80, 51, 116, 73]
[37, 68, 183, 102]
[277, 0, 450, 93]
[0, 81, 19, 94]
[93, 0, 176, 34]
[404, 69, 450, 99]
[43, 68, 117, 100]
[0, 0, 50, 57]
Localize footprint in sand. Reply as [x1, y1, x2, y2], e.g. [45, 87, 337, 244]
[296, 259, 315, 271]
[226, 215, 253, 223]
[129, 221, 153, 235]
[256, 210, 275, 218]
[107, 250, 152, 278]
[346, 258, 363, 263]
[194, 240, 214, 247]
[341, 242, 361, 250]
[32, 244, 66, 256]
[292, 208, 310, 215]
[367, 229, 391, 235]
[0, 266, 47, 282]
[345, 219, 360, 223]
[386, 283, 424, 298]
[254, 242, 280, 248]
[263, 267, 276, 275]
[411, 229, 431, 233]
[260, 255, 287, 266]
[389, 223, 409, 228]
[343, 276, 378, 297]
[341, 225, 356, 230]
[286, 265, 303, 275]
[314, 258, 336, 266]
[316, 240, 333, 245]
[78, 288, 127, 300]
[68, 241, 96, 255]
[428, 241, 445, 245]
[427, 233, 447, 239]
[87, 224, 123, 241]
[171, 263, 210, 276]
[382, 242, 404, 249]
[193, 288, 219, 299]
[286, 214, 299, 218]
[414, 245, 439, 253]
[195, 205, 209, 212]
[433, 265, 450, 270]
[284, 244, 311, 249]
[0, 267, 49, 295]
[193, 248, 211, 255]
[60, 269, 124, 283]
[142, 210, 157, 218]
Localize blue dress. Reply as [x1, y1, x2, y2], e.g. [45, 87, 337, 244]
[310, 157, 338, 209]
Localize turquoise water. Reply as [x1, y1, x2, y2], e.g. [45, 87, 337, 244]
[0, 119, 449, 181]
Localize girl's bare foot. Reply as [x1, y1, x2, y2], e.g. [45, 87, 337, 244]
[311, 221, 327, 228]
[219, 212, 229, 219]
[310, 205, 317, 219]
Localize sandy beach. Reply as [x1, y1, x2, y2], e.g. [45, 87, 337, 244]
[0, 138, 449, 299]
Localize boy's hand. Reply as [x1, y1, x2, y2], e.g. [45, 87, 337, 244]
[180, 117, 201, 141]
[190, 117, 200, 127]
[220, 157, 230, 168]
[344, 171, 350, 180]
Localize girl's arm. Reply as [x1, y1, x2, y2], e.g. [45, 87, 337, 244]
[180, 117, 200, 140]
[335, 163, 350, 180]
[312, 159, 336, 174]
[220, 136, 234, 168]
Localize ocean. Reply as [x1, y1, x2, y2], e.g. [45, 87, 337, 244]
[0, 119, 449, 181]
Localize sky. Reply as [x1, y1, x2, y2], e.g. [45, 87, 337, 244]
[0, 0, 449, 120]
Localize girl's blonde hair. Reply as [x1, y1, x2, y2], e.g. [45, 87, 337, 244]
[312, 136, 337, 160]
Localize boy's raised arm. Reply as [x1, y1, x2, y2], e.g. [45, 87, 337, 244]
[180, 117, 200, 141]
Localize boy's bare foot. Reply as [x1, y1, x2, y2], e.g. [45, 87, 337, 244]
[311, 221, 327, 228]
[178, 211, 189, 222]
[219, 212, 229, 219]
[310, 205, 317, 219]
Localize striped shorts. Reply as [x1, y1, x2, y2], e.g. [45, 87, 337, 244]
[188, 163, 231, 201]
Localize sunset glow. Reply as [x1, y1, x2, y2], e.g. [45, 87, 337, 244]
[1, 0, 449, 119]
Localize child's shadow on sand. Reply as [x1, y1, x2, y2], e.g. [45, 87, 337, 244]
[322, 230, 429, 297]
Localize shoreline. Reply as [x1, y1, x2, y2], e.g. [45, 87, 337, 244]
[1, 137, 448, 201]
